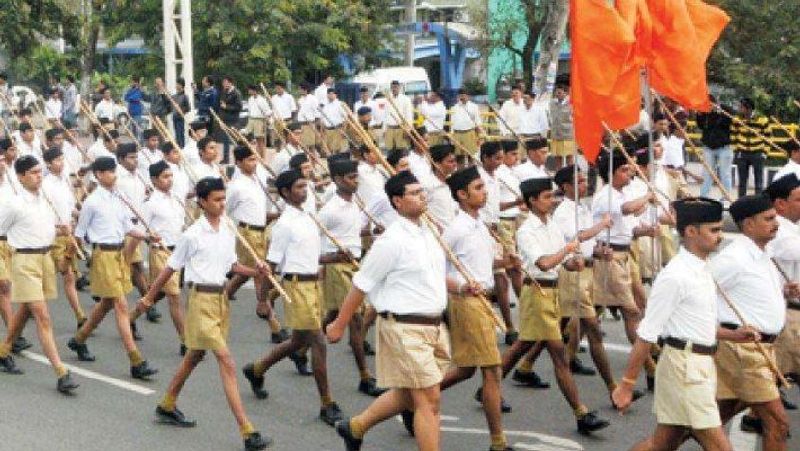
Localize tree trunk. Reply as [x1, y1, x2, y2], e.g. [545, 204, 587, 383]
[533, 0, 569, 95]
[78, 0, 99, 97]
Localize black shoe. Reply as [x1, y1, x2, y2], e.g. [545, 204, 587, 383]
[740, 414, 763, 435]
[270, 329, 289, 344]
[243, 363, 269, 399]
[511, 369, 550, 389]
[474, 387, 512, 413]
[243, 431, 271, 450]
[320, 402, 344, 426]
[489, 447, 515, 451]
[362, 340, 376, 356]
[610, 307, 621, 321]
[780, 389, 797, 410]
[131, 361, 158, 380]
[76, 275, 89, 291]
[57, 371, 79, 394]
[11, 336, 31, 354]
[336, 419, 363, 451]
[67, 338, 95, 362]
[155, 405, 196, 427]
[0, 355, 23, 374]
[130, 321, 142, 341]
[179, 343, 187, 356]
[578, 344, 587, 353]
[358, 377, 387, 397]
[570, 358, 597, 376]
[577, 411, 610, 435]
[646, 375, 655, 392]
[504, 330, 519, 346]
[289, 352, 312, 376]
[611, 389, 644, 409]
[400, 409, 415, 437]
[146, 306, 161, 323]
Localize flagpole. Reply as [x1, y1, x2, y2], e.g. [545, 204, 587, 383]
[643, 70, 660, 277]
[572, 144, 581, 355]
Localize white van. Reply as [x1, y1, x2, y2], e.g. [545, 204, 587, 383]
[350, 66, 431, 98]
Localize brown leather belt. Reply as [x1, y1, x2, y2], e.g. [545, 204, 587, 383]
[499, 217, 516, 222]
[93, 243, 124, 251]
[15, 246, 52, 254]
[370, 125, 382, 130]
[658, 336, 717, 356]
[0, 236, 6, 241]
[188, 282, 225, 294]
[789, 302, 800, 312]
[283, 273, 318, 282]
[238, 221, 267, 232]
[326, 125, 342, 130]
[523, 278, 558, 288]
[379, 311, 443, 326]
[720, 322, 778, 344]
[600, 242, 631, 252]
[386, 125, 402, 129]
[323, 252, 360, 264]
[453, 129, 474, 133]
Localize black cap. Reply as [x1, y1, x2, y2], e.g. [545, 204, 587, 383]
[554, 165, 579, 187]
[390, 80, 400, 86]
[149, 160, 170, 178]
[357, 106, 372, 116]
[19, 123, 33, 133]
[480, 140, 503, 160]
[299, 82, 311, 91]
[275, 169, 304, 197]
[597, 150, 628, 182]
[634, 148, 650, 166]
[233, 145, 253, 162]
[42, 147, 63, 163]
[446, 166, 481, 201]
[673, 197, 723, 232]
[286, 121, 302, 132]
[0, 138, 11, 152]
[359, 86, 369, 93]
[430, 144, 455, 163]
[520, 177, 553, 201]
[116, 142, 138, 159]
[143, 129, 159, 140]
[329, 158, 358, 177]
[524, 137, 548, 151]
[766, 173, 800, 201]
[327, 88, 336, 94]
[196, 177, 225, 199]
[160, 142, 175, 153]
[14, 155, 39, 175]
[500, 139, 518, 152]
[729, 194, 773, 223]
[289, 153, 308, 170]
[190, 120, 208, 131]
[92, 156, 116, 172]
[103, 129, 119, 141]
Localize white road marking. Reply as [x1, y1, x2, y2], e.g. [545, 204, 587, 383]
[440, 415, 460, 422]
[21, 350, 156, 396]
[440, 426, 583, 450]
[728, 411, 758, 451]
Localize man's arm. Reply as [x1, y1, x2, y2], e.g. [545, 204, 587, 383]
[326, 286, 366, 343]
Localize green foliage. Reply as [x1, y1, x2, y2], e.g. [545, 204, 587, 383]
[463, 77, 487, 95]
[9, 45, 73, 87]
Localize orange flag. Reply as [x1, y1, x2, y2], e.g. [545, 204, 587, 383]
[646, 0, 729, 111]
[570, 0, 636, 163]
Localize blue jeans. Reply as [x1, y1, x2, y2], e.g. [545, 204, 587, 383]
[700, 145, 733, 198]
[173, 116, 185, 148]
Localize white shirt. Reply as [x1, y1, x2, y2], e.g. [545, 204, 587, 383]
[516, 213, 565, 280]
[591, 184, 633, 245]
[61, 141, 85, 175]
[115, 166, 148, 212]
[371, 97, 388, 126]
[423, 175, 458, 229]
[444, 210, 496, 290]
[450, 101, 482, 131]
[637, 247, 718, 346]
[94, 99, 116, 121]
[320, 100, 346, 128]
[142, 189, 185, 247]
[366, 191, 399, 229]
[74, 185, 134, 244]
[519, 103, 550, 135]
[168, 215, 237, 285]
[496, 165, 521, 218]
[167, 161, 191, 201]
[774, 160, 800, 182]
[354, 99, 378, 127]
[297, 94, 320, 122]
[384, 93, 413, 127]
[45, 99, 62, 120]
[711, 236, 786, 335]
[271, 93, 297, 120]
[270, 144, 301, 175]
[768, 214, 800, 283]
[16, 137, 42, 158]
[138, 147, 164, 182]
[268, 204, 321, 275]
[357, 162, 387, 204]
[318, 193, 364, 257]
[512, 160, 547, 182]
[407, 151, 434, 183]
[498, 98, 524, 135]
[314, 83, 332, 106]
[246, 95, 272, 119]
[42, 172, 75, 225]
[553, 197, 596, 258]
[478, 167, 500, 225]
[419, 100, 447, 132]
[0, 188, 57, 248]
[183, 139, 201, 166]
[191, 160, 223, 181]
[88, 139, 114, 161]
[660, 134, 685, 168]
[353, 216, 446, 315]
[226, 174, 268, 227]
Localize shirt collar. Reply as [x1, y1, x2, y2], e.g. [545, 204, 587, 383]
[739, 235, 768, 260]
[677, 246, 708, 270]
[397, 216, 425, 236]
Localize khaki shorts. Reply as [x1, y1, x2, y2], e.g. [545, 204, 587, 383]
[451, 130, 478, 156]
[90, 248, 133, 299]
[448, 294, 501, 367]
[0, 240, 11, 281]
[519, 285, 562, 341]
[659, 224, 677, 264]
[51, 235, 78, 275]
[776, 309, 800, 376]
[124, 236, 143, 264]
[592, 250, 636, 307]
[655, 345, 721, 429]
[11, 251, 57, 302]
[323, 262, 355, 313]
[426, 131, 446, 146]
[185, 288, 229, 351]
[558, 267, 595, 318]
[715, 340, 780, 403]
[375, 316, 451, 389]
[244, 118, 267, 139]
[325, 128, 346, 153]
[236, 225, 268, 268]
[550, 139, 575, 157]
[497, 218, 518, 254]
[636, 237, 658, 280]
[282, 278, 322, 331]
[300, 123, 317, 148]
[149, 247, 180, 296]
[384, 127, 409, 151]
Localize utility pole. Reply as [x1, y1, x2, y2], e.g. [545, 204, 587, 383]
[405, 0, 416, 66]
[162, 0, 194, 110]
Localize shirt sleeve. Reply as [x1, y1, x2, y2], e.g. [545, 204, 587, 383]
[266, 221, 289, 267]
[74, 198, 94, 239]
[0, 201, 17, 235]
[710, 251, 738, 292]
[517, 226, 544, 273]
[167, 233, 195, 271]
[352, 234, 398, 293]
[636, 272, 682, 343]
[770, 232, 800, 262]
